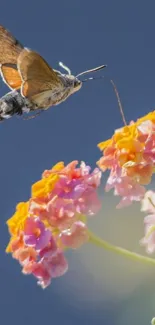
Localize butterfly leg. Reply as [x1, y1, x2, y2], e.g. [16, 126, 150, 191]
[22, 110, 43, 120]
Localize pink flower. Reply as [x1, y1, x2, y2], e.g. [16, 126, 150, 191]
[13, 246, 37, 265]
[46, 197, 76, 230]
[39, 238, 57, 258]
[23, 217, 52, 251]
[32, 262, 52, 289]
[60, 221, 89, 249]
[32, 250, 68, 288]
[105, 165, 145, 208]
[29, 197, 48, 219]
[46, 250, 68, 278]
[75, 189, 101, 215]
[30, 162, 102, 230]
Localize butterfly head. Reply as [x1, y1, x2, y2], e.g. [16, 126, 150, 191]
[58, 61, 107, 96]
[57, 62, 82, 95]
[63, 74, 82, 94]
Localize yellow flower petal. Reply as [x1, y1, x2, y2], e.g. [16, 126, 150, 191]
[6, 237, 14, 253]
[97, 139, 112, 151]
[46, 174, 59, 193]
[114, 124, 137, 143]
[32, 174, 59, 198]
[97, 112, 155, 155]
[31, 178, 48, 198]
[137, 111, 155, 125]
[51, 162, 64, 172]
[7, 201, 29, 236]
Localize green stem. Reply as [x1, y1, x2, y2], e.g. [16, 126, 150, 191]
[88, 230, 155, 266]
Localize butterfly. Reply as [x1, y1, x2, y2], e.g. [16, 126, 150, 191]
[0, 25, 106, 119]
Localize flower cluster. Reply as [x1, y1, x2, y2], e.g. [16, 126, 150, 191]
[97, 112, 155, 208]
[6, 161, 101, 288]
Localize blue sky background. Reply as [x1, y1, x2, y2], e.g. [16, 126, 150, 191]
[1, 1, 155, 324]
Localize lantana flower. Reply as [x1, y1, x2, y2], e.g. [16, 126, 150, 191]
[97, 112, 155, 208]
[6, 161, 102, 288]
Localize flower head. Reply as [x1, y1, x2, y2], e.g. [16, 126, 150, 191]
[97, 114, 155, 207]
[6, 161, 101, 288]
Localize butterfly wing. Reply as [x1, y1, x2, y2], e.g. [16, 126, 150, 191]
[0, 25, 23, 64]
[19, 78, 59, 108]
[1, 64, 22, 89]
[18, 49, 63, 104]
[0, 25, 23, 89]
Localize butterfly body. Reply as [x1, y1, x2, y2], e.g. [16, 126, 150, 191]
[0, 90, 37, 120]
[28, 72, 82, 109]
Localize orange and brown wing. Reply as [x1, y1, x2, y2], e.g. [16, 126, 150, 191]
[21, 79, 56, 99]
[18, 49, 63, 100]
[0, 25, 23, 64]
[0, 25, 24, 89]
[1, 64, 22, 89]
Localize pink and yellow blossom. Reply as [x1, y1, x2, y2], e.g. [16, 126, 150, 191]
[97, 115, 155, 207]
[6, 161, 101, 288]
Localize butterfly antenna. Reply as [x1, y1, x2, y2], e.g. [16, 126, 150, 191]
[110, 79, 127, 126]
[76, 64, 107, 78]
[59, 62, 71, 75]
